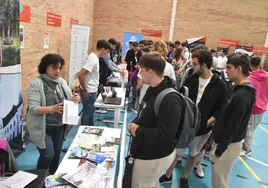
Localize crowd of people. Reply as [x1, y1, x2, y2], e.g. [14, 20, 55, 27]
[25, 38, 268, 188]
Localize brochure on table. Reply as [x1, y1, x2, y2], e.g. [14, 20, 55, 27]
[53, 126, 121, 188]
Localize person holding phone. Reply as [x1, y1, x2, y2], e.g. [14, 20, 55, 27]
[26, 54, 80, 174]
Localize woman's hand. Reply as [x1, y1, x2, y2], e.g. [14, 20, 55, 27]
[71, 93, 80, 103]
[49, 103, 64, 114]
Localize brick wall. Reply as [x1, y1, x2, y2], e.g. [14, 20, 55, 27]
[92, 0, 173, 48]
[20, 0, 95, 100]
[92, 0, 268, 50]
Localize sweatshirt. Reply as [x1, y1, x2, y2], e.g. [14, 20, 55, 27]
[131, 77, 183, 160]
[247, 70, 268, 114]
[214, 82, 256, 157]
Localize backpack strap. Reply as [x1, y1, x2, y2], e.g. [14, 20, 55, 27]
[182, 86, 189, 97]
[154, 88, 178, 116]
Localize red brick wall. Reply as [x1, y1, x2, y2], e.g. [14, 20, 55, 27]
[20, 0, 95, 100]
[92, 0, 173, 48]
[92, 0, 268, 50]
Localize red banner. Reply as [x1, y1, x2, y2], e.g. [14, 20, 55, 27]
[20, 5, 31, 23]
[252, 46, 268, 54]
[47, 12, 62, 27]
[70, 19, 79, 28]
[217, 41, 231, 48]
[141, 29, 162, 37]
[221, 38, 239, 47]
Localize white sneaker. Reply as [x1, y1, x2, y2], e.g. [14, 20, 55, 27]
[131, 108, 137, 114]
[95, 109, 107, 114]
[240, 149, 251, 157]
[195, 164, 204, 178]
[205, 150, 211, 158]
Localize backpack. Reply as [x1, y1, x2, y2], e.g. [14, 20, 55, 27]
[154, 87, 201, 148]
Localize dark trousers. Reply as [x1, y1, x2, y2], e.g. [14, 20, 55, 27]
[36, 125, 65, 174]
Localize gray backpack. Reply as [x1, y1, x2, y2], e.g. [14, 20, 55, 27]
[154, 87, 201, 148]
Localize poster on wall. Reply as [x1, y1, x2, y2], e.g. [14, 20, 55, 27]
[19, 25, 24, 48]
[122, 32, 144, 57]
[0, 0, 23, 146]
[216, 41, 230, 57]
[69, 24, 90, 86]
[43, 30, 49, 49]
[20, 4, 30, 23]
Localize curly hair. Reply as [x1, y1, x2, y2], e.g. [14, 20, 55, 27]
[38, 54, 64, 74]
[152, 40, 168, 60]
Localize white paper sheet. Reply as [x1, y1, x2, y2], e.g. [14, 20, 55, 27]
[102, 128, 121, 138]
[62, 100, 80, 125]
[0, 171, 37, 188]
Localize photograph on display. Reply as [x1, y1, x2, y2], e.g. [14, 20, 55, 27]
[68, 146, 83, 159]
[63, 161, 114, 188]
[82, 127, 104, 136]
[45, 173, 71, 188]
[0, 0, 23, 150]
[0, 0, 20, 67]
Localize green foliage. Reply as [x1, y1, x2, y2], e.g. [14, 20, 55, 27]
[2, 47, 20, 67]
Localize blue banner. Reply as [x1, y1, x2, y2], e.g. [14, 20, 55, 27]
[122, 32, 144, 57]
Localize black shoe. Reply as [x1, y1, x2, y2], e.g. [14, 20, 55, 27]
[177, 160, 182, 164]
[180, 177, 189, 188]
[62, 148, 68, 153]
[159, 174, 173, 184]
[131, 98, 136, 104]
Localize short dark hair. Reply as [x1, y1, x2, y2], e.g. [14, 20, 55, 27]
[192, 49, 213, 69]
[210, 49, 216, 53]
[250, 56, 261, 67]
[168, 42, 175, 48]
[38, 54, 65, 74]
[175, 41, 181, 46]
[147, 40, 153, 45]
[181, 42, 187, 47]
[129, 41, 133, 45]
[192, 45, 208, 53]
[221, 49, 227, 55]
[96, 39, 111, 50]
[227, 53, 250, 76]
[132, 41, 139, 47]
[139, 40, 147, 45]
[142, 48, 150, 53]
[139, 52, 165, 77]
[108, 38, 117, 45]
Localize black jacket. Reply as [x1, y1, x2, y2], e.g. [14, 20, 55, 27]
[99, 58, 111, 86]
[131, 77, 183, 160]
[182, 73, 228, 136]
[214, 82, 256, 157]
[125, 49, 142, 72]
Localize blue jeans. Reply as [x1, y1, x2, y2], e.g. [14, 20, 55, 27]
[81, 92, 97, 126]
[36, 125, 65, 174]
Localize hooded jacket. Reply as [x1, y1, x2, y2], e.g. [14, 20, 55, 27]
[247, 70, 268, 114]
[182, 73, 228, 136]
[131, 76, 183, 160]
[214, 82, 256, 157]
